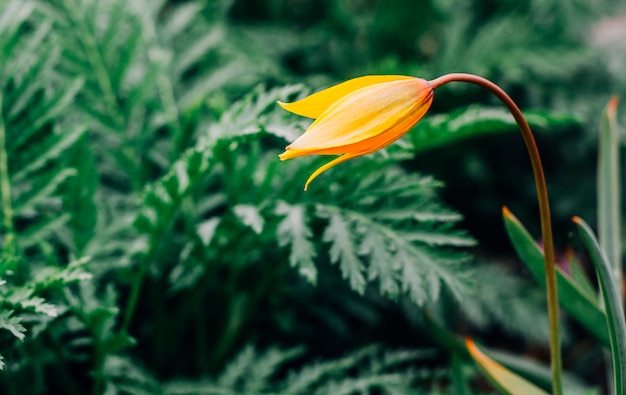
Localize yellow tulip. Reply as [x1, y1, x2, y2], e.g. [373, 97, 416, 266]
[278, 75, 434, 190]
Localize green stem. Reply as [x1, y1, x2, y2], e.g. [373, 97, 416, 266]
[121, 210, 173, 332]
[46, 331, 81, 395]
[91, 341, 105, 395]
[121, 252, 151, 332]
[0, 93, 15, 256]
[429, 73, 562, 395]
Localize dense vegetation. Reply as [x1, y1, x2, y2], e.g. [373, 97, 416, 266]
[1, 0, 625, 393]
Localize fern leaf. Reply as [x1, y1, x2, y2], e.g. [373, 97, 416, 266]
[13, 168, 76, 215]
[12, 78, 84, 150]
[242, 346, 304, 393]
[30, 257, 92, 291]
[318, 206, 366, 294]
[196, 217, 221, 247]
[314, 372, 418, 395]
[275, 201, 317, 284]
[5, 288, 59, 317]
[0, 310, 26, 341]
[398, 105, 579, 155]
[361, 227, 401, 299]
[318, 203, 472, 306]
[19, 214, 71, 250]
[12, 124, 86, 182]
[400, 228, 476, 247]
[284, 345, 381, 393]
[233, 204, 264, 235]
[202, 84, 308, 146]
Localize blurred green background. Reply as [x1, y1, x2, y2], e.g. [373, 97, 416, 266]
[1, 0, 625, 393]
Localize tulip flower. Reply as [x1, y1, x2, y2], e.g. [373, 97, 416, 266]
[278, 75, 434, 190]
[279, 72, 564, 395]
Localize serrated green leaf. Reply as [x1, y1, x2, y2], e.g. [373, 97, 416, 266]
[20, 213, 71, 249]
[275, 202, 317, 284]
[0, 310, 26, 341]
[13, 168, 76, 215]
[322, 204, 471, 306]
[401, 105, 579, 155]
[175, 27, 224, 75]
[317, 205, 366, 294]
[196, 217, 221, 246]
[12, 78, 84, 150]
[401, 228, 476, 247]
[31, 257, 92, 291]
[161, 2, 204, 40]
[5, 288, 60, 317]
[242, 347, 304, 393]
[361, 226, 399, 298]
[234, 204, 264, 235]
[12, 125, 86, 183]
[203, 84, 307, 146]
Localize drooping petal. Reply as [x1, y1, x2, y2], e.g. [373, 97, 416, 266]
[303, 152, 364, 191]
[295, 106, 430, 189]
[278, 75, 414, 119]
[286, 78, 433, 152]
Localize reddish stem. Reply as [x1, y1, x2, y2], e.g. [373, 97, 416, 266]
[429, 73, 562, 395]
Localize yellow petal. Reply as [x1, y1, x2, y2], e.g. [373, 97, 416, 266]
[278, 75, 414, 119]
[303, 152, 363, 191]
[280, 100, 428, 161]
[287, 78, 433, 152]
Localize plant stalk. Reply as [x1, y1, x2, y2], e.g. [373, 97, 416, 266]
[430, 73, 562, 395]
[0, 93, 15, 256]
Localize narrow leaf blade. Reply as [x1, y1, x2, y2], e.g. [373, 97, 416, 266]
[467, 338, 550, 395]
[503, 207, 610, 345]
[598, 97, 621, 278]
[574, 217, 626, 395]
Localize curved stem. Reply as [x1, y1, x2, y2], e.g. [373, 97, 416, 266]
[429, 73, 562, 395]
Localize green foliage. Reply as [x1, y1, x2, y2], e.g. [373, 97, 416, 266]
[503, 209, 610, 345]
[0, 0, 620, 393]
[453, 263, 551, 343]
[394, 105, 580, 156]
[104, 343, 443, 395]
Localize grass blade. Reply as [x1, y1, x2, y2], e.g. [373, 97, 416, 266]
[503, 207, 609, 345]
[598, 97, 621, 282]
[573, 217, 626, 395]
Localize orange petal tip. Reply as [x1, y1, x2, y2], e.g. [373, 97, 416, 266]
[607, 96, 620, 116]
[572, 216, 582, 224]
[502, 206, 511, 217]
